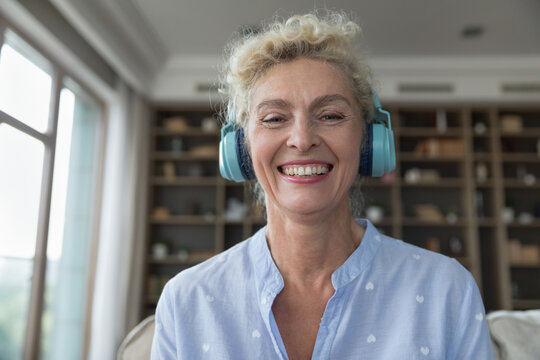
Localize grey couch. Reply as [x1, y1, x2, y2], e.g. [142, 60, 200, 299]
[118, 310, 540, 359]
[487, 309, 540, 360]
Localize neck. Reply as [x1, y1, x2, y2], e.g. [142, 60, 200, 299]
[265, 202, 365, 287]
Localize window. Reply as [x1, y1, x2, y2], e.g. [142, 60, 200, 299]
[0, 25, 103, 360]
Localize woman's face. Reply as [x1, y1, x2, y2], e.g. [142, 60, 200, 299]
[247, 58, 363, 217]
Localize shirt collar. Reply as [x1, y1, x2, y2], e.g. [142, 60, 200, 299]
[249, 218, 382, 294]
[331, 219, 382, 288]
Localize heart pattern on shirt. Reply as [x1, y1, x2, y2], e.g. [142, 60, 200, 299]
[413, 254, 421, 260]
[367, 334, 376, 343]
[202, 344, 210, 352]
[206, 295, 215, 302]
[365, 282, 374, 291]
[475, 313, 484, 321]
[416, 295, 424, 303]
[421, 346, 430, 355]
[375, 235, 381, 242]
[252, 330, 261, 338]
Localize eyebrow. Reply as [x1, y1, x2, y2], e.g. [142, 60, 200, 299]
[255, 94, 352, 113]
[310, 94, 352, 110]
[255, 99, 291, 113]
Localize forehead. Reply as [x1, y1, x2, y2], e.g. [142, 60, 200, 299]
[249, 58, 356, 110]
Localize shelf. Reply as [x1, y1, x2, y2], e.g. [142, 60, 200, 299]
[154, 128, 219, 137]
[152, 177, 220, 186]
[472, 131, 493, 138]
[510, 262, 540, 269]
[504, 220, 540, 228]
[367, 219, 393, 227]
[150, 215, 217, 225]
[398, 128, 463, 137]
[500, 130, 540, 138]
[401, 218, 466, 227]
[225, 180, 247, 187]
[512, 299, 540, 310]
[401, 178, 464, 187]
[216, 216, 267, 225]
[501, 153, 540, 163]
[503, 179, 540, 188]
[221, 219, 245, 225]
[399, 153, 463, 162]
[153, 151, 218, 161]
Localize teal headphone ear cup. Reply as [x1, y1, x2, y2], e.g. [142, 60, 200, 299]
[219, 126, 243, 181]
[370, 123, 390, 177]
[359, 92, 396, 177]
[219, 124, 255, 182]
[359, 122, 395, 177]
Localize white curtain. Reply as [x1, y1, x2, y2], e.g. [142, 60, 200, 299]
[88, 79, 149, 360]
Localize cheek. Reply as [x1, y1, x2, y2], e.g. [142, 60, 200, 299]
[339, 127, 363, 161]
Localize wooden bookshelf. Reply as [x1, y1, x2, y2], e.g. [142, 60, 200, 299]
[141, 104, 540, 318]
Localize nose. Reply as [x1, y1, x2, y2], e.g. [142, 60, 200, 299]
[285, 114, 320, 152]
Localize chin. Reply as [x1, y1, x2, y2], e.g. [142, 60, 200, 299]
[279, 200, 339, 218]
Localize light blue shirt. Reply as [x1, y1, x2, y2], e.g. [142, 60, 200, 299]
[151, 219, 494, 359]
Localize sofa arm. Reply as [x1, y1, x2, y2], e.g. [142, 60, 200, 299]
[486, 309, 540, 360]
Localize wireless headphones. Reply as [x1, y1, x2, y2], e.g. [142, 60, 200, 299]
[219, 91, 395, 182]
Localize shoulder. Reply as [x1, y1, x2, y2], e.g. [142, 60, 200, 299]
[374, 233, 474, 292]
[165, 236, 255, 298]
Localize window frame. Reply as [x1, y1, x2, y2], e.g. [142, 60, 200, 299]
[0, 15, 107, 360]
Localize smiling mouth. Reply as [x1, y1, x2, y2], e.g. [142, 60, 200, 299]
[278, 164, 332, 176]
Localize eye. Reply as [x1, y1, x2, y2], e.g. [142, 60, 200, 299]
[260, 114, 287, 128]
[262, 116, 284, 123]
[321, 113, 344, 121]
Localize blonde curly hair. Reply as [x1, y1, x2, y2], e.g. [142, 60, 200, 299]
[219, 11, 371, 217]
[221, 11, 374, 129]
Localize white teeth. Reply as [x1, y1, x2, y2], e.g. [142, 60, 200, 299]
[281, 165, 330, 176]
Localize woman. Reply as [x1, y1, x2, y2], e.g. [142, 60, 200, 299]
[151, 12, 494, 359]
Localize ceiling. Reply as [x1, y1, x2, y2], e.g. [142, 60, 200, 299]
[48, 0, 540, 101]
[131, 0, 540, 58]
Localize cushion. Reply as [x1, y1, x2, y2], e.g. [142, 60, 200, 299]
[117, 315, 155, 360]
[486, 309, 540, 360]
